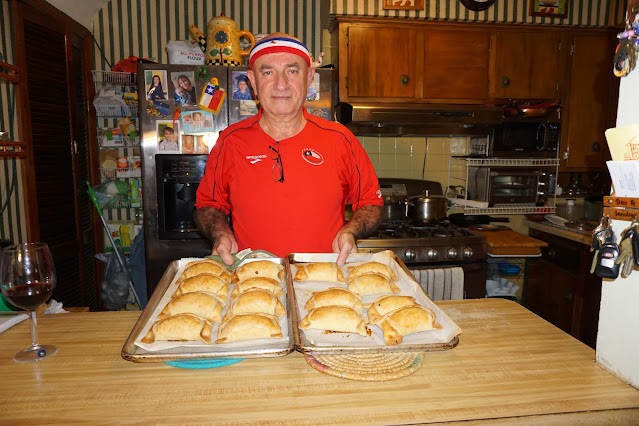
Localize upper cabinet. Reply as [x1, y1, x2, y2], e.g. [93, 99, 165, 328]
[336, 20, 491, 103]
[560, 30, 618, 171]
[493, 29, 562, 101]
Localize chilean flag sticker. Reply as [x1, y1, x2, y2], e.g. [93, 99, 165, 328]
[301, 148, 324, 165]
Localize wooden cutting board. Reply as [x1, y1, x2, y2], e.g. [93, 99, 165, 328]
[471, 229, 548, 256]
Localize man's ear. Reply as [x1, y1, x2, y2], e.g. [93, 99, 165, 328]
[306, 66, 315, 88]
[247, 70, 258, 98]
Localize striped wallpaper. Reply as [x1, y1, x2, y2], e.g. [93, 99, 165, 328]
[0, 0, 26, 244]
[329, 0, 626, 27]
[0, 0, 628, 242]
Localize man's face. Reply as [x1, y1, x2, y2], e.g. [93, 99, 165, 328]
[238, 81, 248, 92]
[248, 52, 314, 118]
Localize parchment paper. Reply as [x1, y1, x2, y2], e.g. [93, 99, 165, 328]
[292, 251, 462, 347]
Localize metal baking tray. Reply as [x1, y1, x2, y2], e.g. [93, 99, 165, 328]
[122, 257, 295, 362]
[288, 252, 460, 356]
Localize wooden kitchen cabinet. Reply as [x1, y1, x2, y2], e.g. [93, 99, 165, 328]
[527, 228, 602, 348]
[560, 30, 619, 171]
[493, 28, 562, 101]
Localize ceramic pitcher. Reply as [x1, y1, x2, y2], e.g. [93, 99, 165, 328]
[206, 13, 254, 66]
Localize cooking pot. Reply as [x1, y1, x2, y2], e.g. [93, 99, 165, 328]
[382, 200, 408, 221]
[407, 191, 448, 223]
[448, 213, 510, 227]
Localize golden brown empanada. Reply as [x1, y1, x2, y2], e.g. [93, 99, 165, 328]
[347, 261, 398, 281]
[179, 260, 232, 282]
[304, 287, 363, 315]
[294, 262, 346, 283]
[158, 292, 224, 322]
[230, 277, 284, 299]
[347, 273, 401, 296]
[173, 273, 230, 302]
[367, 295, 418, 325]
[298, 306, 368, 336]
[215, 313, 283, 343]
[379, 305, 442, 345]
[141, 313, 213, 344]
[232, 260, 284, 284]
[223, 289, 286, 321]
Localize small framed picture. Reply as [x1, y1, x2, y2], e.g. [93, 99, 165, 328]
[195, 134, 213, 154]
[182, 110, 217, 134]
[157, 120, 180, 153]
[171, 71, 197, 107]
[231, 71, 254, 100]
[145, 70, 168, 101]
[382, 0, 424, 11]
[181, 134, 195, 154]
[529, 0, 568, 18]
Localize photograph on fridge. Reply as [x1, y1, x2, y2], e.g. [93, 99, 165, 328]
[231, 71, 254, 100]
[171, 71, 197, 107]
[145, 70, 168, 101]
[195, 134, 213, 154]
[181, 134, 195, 154]
[181, 110, 216, 134]
[157, 120, 180, 153]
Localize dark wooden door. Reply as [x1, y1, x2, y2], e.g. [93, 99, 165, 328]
[16, 1, 97, 309]
[347, 26, 417, 98]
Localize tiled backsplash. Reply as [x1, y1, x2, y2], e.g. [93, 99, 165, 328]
[358, 136, 470, 190]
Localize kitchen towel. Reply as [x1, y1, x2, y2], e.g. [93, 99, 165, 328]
[412, 267, 465, 301]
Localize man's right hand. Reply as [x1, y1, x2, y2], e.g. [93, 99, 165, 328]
[212, 232, 238, 266]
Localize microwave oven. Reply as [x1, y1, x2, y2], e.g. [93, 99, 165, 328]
[466, 167, 553, 206]
[471, 116, 560, 158]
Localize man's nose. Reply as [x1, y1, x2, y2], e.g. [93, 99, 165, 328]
[274, 72, 288, 90]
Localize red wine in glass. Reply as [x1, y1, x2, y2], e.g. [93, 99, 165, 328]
[1, 242, 58, 362]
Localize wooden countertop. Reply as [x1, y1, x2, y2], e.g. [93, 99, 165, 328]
[524, 220, 592, 245]
[1, 299, 637, 424]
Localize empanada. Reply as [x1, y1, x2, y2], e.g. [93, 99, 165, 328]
[216, 313, 283, 343]
[179, 260, 232, 282]
[223, 289, 286, 320]
[367, 295, 418, 325]
[347, 273, 401, 296]
[299, 306, 368, 336]
[141, 313, 213, 344]
[379, 305, 442, 345]
[173, 273, 230, 302]
[232, 260, 284, 284]
[347, 261, 398, 281]
[158, 291, 224, 322]
[230, 277, 284, 299]
[304, 287, 363, 315]
[294, 262, 346, 283]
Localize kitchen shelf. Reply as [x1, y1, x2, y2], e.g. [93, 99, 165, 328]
[100, 167, 142, 179]
[0, 140, 27, 158]
[455, 157, 560, 167]
[95, 104, 139, 118]
[91, 70, 137, 86]
[99, 135, 140, 148]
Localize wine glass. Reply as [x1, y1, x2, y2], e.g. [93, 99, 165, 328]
[0, 242, 58, 362]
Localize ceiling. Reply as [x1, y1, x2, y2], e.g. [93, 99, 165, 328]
[45, 0, 108, 32]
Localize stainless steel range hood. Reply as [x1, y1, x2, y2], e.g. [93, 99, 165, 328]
[335, 102, 503, 136]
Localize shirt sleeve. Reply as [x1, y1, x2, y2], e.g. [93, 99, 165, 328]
[345, 132, 383, 210]
[195, 132, 232, 214]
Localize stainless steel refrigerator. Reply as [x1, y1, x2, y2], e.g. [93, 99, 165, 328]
[138, 64, 335, 293]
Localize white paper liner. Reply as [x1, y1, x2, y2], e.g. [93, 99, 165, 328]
[134, 257, 290, 352]
[293, 251, 462, 347]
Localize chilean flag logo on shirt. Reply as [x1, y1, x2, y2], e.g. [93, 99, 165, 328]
[302, 148, 324, 165]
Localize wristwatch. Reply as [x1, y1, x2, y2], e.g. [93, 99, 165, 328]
[460, 0, 496, 11]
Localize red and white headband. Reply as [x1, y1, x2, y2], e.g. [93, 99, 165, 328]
[249, 36, 311, 69]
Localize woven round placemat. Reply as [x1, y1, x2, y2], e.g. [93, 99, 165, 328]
[304, 352, 425, 382]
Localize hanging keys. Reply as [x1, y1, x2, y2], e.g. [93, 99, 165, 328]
[594, 226, 620, 279]
[616, 227, 635, 278]
[590, 215, 611, 274]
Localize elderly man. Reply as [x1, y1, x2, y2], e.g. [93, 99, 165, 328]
[194, 32, 383, 266]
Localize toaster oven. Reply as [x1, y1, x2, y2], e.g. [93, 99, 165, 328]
[467, 167, 552, 206]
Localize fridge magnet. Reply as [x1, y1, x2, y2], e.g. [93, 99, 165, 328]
[529, 0, 568, 18]
[199, 77, 226, 114]
[231, 71, 254, 100]
[382, 0, 424, 11]
[182, 110, 216, 134]
[171, 71, 197, 107]
[145, 70, 168, 101]
[181, 134, 195, 154]
[157, 120, 180, 153]
[239, 100, 259, 117]
[306, 73, 320, 101]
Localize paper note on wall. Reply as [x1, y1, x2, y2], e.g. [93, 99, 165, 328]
[606, 161, 639, 197]
[605, 124, 639, 161]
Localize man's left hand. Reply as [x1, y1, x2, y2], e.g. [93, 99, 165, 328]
[332, 230, 358, 266]
[331, 204, 383, 266]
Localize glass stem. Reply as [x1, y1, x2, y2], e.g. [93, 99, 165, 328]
[29, 310, 40, 349]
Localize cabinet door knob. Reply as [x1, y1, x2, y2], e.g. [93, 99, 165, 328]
[500, 76, 510, 88]
[400, 75, 410, 86]
[592, 141, 601, 152]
